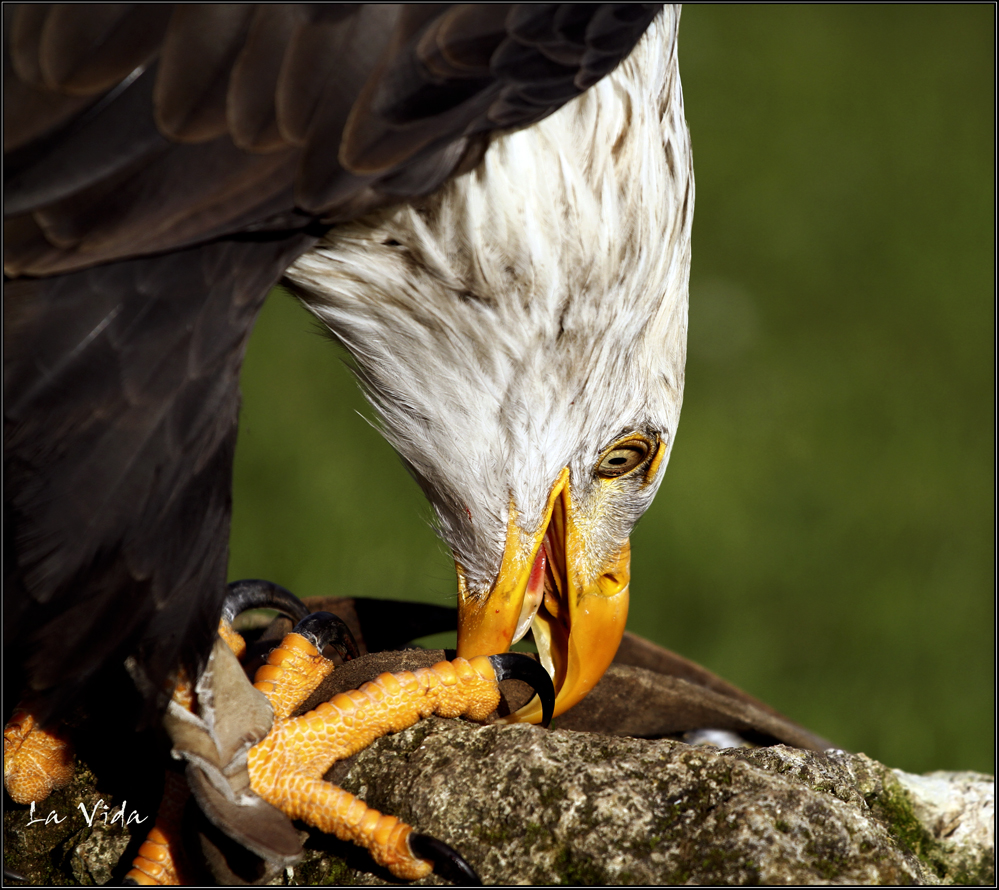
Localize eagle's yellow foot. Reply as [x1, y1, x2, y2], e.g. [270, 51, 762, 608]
[3, 707, 75, 805]
[247, 623, 552, 882]
[216, 619, 247, 661]
[124, 770, 191, 886]
[251, 613, 351, 719]
[135, 585, 551, 885]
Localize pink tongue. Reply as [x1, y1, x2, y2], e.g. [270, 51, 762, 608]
[511, 545, 547, 645]
[528, 545, 547, 597]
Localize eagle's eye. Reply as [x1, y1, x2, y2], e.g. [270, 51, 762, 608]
[595, 436, 654, 479]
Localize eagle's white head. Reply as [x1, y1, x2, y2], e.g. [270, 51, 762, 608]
[286, 8, 692, 720]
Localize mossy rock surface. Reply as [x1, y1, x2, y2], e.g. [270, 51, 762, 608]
[309, 721, 993, 885]
[3, 761, 152, 886]
[5, 720, 993, 885]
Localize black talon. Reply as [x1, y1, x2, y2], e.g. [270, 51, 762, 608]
[292, 611, 360, 662]
[488, 653, 556, 728]
[408, 832, 482, 886]
[4, 866, 27, 882]
[223, 579, 311, 625]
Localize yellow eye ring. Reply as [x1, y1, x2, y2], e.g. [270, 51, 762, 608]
[595, 436, 655, 479]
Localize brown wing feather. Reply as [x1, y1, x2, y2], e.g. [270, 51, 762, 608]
[8, 3, 53, 89]
[155, 5, 257, 143]
[4, 63, 167, 222]
[2, 7, 100, 154]
[3, 3, 662, 722]
[273, 6, 359, 146]
[4, 234, 318, 723]
[30, 135, 299, 268]
[37, 4, 171, 95]
[228, 5, 309, 153]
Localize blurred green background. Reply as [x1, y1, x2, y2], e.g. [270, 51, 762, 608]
[230, 6, 994, 775]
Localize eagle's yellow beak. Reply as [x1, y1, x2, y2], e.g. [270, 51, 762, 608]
[455, 467, 630, 722]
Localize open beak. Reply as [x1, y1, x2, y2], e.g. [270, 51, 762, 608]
[455, 467, 630, 722]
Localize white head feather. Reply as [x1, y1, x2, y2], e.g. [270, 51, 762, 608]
[286, 7, 693, 598]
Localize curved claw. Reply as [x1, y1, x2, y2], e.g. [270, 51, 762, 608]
[223, 579, 311, 625]
[4, 867, 26, 883]
[408, 832, 482, 886]
[292, 611, 360, 662]
[488, 653, 555, 728]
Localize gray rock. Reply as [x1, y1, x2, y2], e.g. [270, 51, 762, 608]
[3, 760, 145, 886]
[892, 769, 995, 885]
[4, 719, 994, 885]
[295, 720, 995, 886]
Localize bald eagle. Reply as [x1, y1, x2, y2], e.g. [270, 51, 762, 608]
[4, 0, 687, 749]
